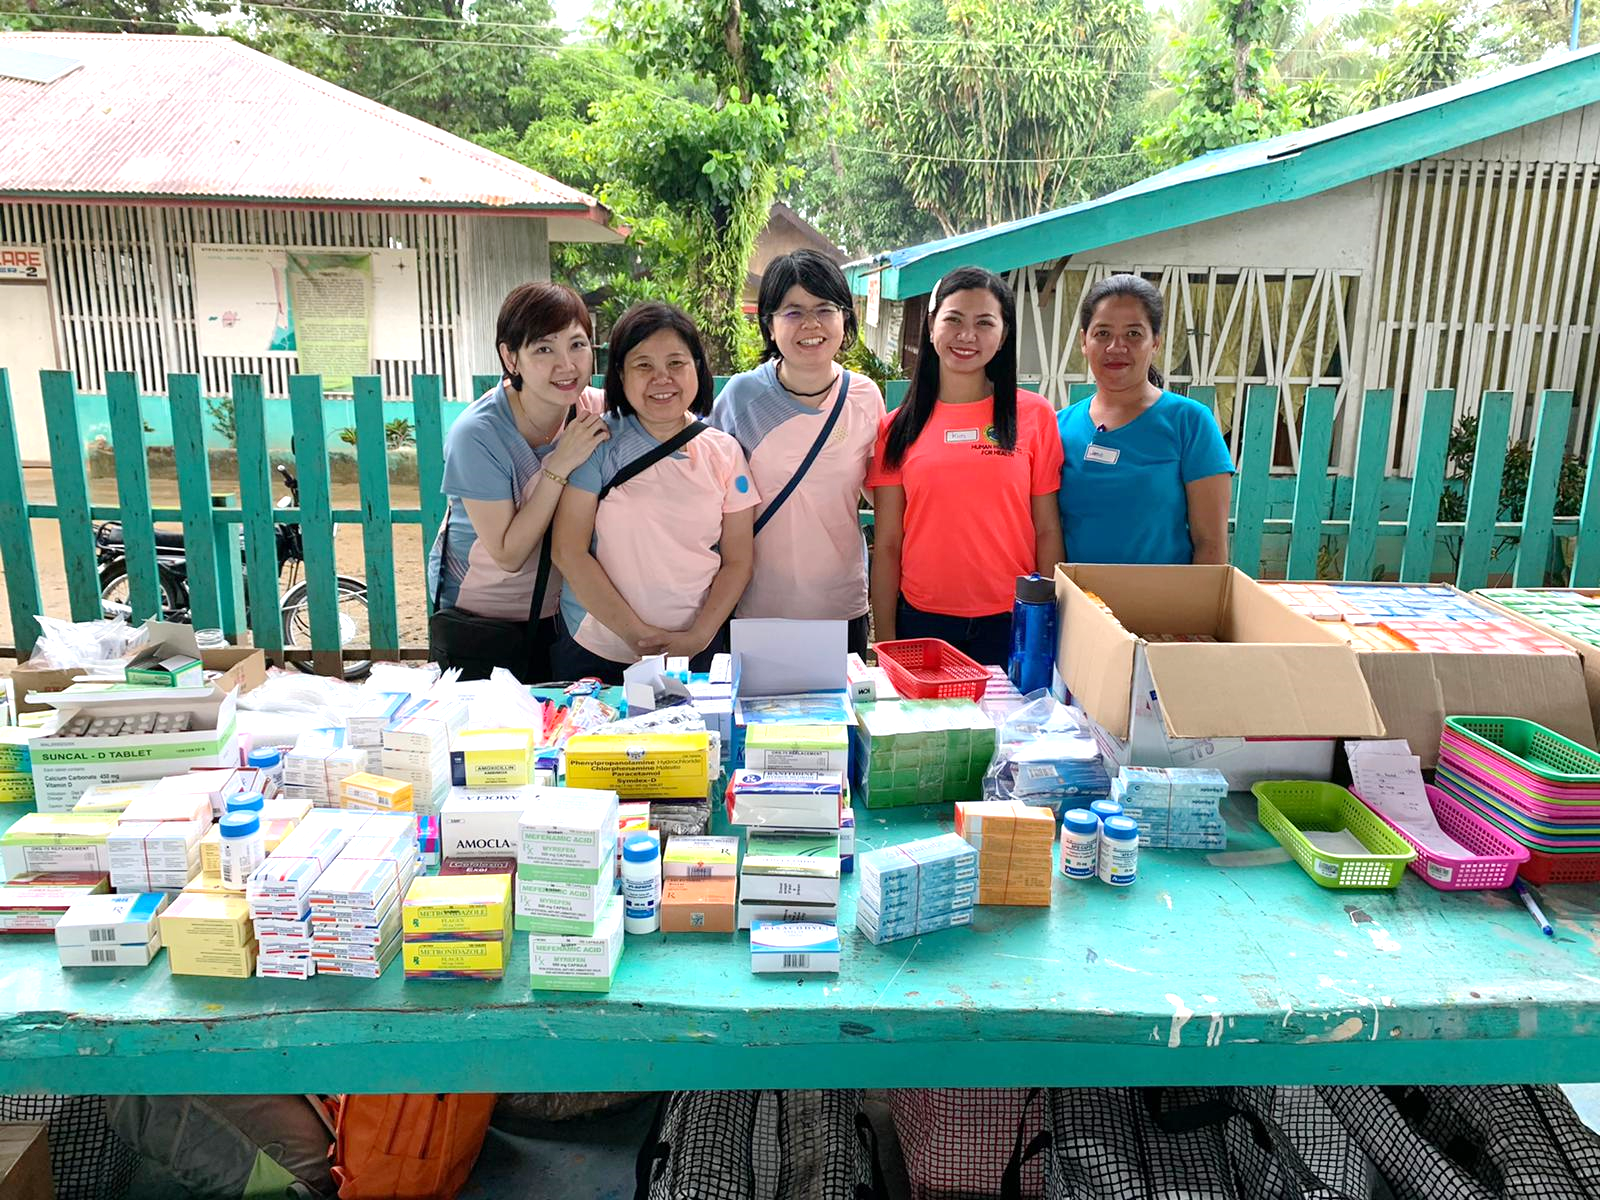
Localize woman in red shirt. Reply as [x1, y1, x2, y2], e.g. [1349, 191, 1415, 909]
[867, 267, 1065, 666]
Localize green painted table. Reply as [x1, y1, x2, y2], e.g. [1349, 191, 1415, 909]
[3, 796, 1600, 1094]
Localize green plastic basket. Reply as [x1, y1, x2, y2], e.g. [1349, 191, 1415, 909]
[1444, 716, 1600, 786]
[1252, 781, 1416, 890]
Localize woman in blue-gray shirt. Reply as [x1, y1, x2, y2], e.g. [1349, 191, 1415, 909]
[1058, 274, 1234, 564]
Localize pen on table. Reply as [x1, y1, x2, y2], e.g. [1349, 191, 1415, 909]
[1514, 878, 1555, 938]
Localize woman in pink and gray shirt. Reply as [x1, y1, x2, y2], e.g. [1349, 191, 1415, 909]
[711, 250, 885, 656]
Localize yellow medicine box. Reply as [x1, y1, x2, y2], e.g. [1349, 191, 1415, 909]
[449, 729, 535, 788]
[401, 874, 512, 935]
[564, 731, 710, 799]
[403, 939, 508, 973]
[160, 892, 252, 950]
[339, 772, 414, 813]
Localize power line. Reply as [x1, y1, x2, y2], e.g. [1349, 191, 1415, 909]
[828, 140, 1146, 165]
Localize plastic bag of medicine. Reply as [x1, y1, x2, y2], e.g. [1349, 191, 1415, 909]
[983, 693, 1111, 802]
[24, 613, 148, 670]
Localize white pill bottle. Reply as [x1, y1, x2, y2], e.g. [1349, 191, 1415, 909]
[621, 833, 661, 934]
[1098, 815, 1139, 887]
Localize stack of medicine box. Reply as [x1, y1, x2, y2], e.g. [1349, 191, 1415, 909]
[0, 727, 33, 805]
[347, 692, 410, 750]
[199, 791, 308, 881]
[307, 815, 418, 979]
[108, 786, 210, 893]
[1109, 767, 1228, 850]
[0, 871, 110, 933]
[402, 873, 513, 981]
[450, 728, 535, 788]
[738, 830, 841, 930]
[381, 698, 468, 817]
[529, 893, 624, 991]
[284, 728, 368, 809]
[55, 891, 168, 966]
[440, 786, 537, 875]
[955, 800, 1054, 906]
[338, 772, 414, 814]
[516, 788, 618, 935]
[661, 835, 738, 933]
[156, 765, 263, 820]
[851, 700, 996, 809]
[857, 833, 977, 944]
[73, 780, 159, 815]
[0, 813, 117, 879]
[247, 810, 369, 980]
[161, 889, 256, 977]
[742, 727, 855, 871]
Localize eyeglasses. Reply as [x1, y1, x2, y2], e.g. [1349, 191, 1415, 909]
[775, 303, 846, 325]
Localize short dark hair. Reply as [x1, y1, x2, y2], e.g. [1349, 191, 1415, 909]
[1080, 274, 1166, 388]
[883, 266, 1019, 469]
[495, 283, 592, 376]
[603, 302, 716, 418]
[756, 249, 858, 362]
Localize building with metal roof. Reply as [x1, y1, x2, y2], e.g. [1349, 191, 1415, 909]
[846, 46, 1600, 472]
[0, 32, 620, 461]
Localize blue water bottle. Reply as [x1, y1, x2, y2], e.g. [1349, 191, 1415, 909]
[1008, 574, 1058, 695]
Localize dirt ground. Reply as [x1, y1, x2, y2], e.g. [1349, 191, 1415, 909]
[0, 468, 435, 660]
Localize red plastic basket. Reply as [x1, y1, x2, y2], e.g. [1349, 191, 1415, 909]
[1518, 847, 1600, 886]
[873, 638, 991, 701]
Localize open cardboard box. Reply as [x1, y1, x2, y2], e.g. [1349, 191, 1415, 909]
[1055, 564, 1386, 788]
[1265, 581, 1596, 765]
[1468, 587, 1600, 745]
[27, 681, 240, 812]
[12, 621, 266, 716]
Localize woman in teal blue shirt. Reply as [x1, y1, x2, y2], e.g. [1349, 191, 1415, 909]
[1058, 274, 1234, 564]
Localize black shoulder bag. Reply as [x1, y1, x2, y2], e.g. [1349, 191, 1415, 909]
[753, 369, 850, 535]
[597, 420, 709, 502]
[427, 406, 575, 682]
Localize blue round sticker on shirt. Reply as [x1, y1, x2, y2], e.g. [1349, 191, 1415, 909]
[735, 475, 750, 494]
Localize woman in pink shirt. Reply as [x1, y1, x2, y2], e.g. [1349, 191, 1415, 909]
[866, 266, 1065, 666]
[551, 303, 760, 684]
[711, 251, 885, 657]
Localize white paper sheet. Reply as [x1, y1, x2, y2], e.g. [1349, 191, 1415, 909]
[1349, 750, 1470, 857]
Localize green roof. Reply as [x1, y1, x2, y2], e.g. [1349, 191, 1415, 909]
[847, 46, 1600, 301]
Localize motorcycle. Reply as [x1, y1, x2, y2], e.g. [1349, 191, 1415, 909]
[95, 462, 372, 680]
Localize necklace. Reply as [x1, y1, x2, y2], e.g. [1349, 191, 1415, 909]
[777, 363, 839, 399]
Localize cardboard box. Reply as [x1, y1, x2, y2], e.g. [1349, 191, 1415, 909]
[661, 876, 736, 932]
[13, 619, 266, 716]
[28, 683, 240, 812]
[1055, 565, 1385, 786]
[0, 1123, 53, 1200]
[1472, 587, 1600, 748]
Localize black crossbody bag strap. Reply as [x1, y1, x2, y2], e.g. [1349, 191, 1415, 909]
[597, 421, 709, 502]
[435, 404, 575, 622]
[754, 370, 850, 536]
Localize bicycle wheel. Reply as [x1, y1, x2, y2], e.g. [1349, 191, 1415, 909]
[281, 575, 371, 680]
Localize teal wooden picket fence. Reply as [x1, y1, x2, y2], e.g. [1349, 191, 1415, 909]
[0, 368, 1594, 667]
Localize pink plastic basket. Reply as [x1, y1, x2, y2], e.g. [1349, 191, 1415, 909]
[1435, 768, 1600, 849]
[1438, 748, 1600, 821]
[1351, 782, 1528, 890]
[1439, 733, 1600, 802]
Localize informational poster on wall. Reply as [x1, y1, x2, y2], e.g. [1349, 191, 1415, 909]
[285, 252, 371, 392]
[192, 244, 424, 385]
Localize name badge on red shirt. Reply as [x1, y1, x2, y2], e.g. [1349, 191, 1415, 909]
[1085, 444, 1120, 465]
[945, 428, 980, 444]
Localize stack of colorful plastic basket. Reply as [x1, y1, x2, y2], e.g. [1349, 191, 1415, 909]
[1435, 716, 1600, 885]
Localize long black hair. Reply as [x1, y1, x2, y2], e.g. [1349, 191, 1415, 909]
[882, 266, 1018, 469]
[602, 302, 716, 418]
[757, 249, 858, 362]
[1079, 273, 1165, 388]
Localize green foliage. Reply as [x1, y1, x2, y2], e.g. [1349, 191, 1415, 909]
[335, 420, 416, 449]
[1347, 1, 1474, 112]
[840, 339, 896, 393]
[206, 395, 236, 446]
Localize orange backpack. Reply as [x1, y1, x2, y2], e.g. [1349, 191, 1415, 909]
[330, 1093, 497, 1200]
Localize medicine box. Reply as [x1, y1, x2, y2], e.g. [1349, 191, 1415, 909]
[528, 894, 624, 992]
[403, 873, 512, 937]
[0, 884, 108, 933]
[161, 891, 253, 950]
[740, 831, 840, 906]
[750, 920, 840, 974]
[564, 732, 710, 799]
[0, 726, 33, 774]
[662, 835, 738, 879]
[347, 692, 409, 747]
[0, 812, 117, 877]
[29, 684, 240, 812]
[737, 897, 837, 931]
[404, 938, 509, 975]
[0, 773, 34, 804]
[441, 787, 537, 869]
[73, 779, 159, 814]
[125, 649, 203, 688]
[58, 933, 162, 967]
[54, 891, 168, 949]
[514, 857, 616, 933]
[661, 876, 736, 933]
[449, 729, 535, 788]
[726, 771, 843, 830]
[851, 700, 995, 809]
[339, 773, 414, 814]
[518, 789, 618, 872]
[743, 725, 850, 775]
